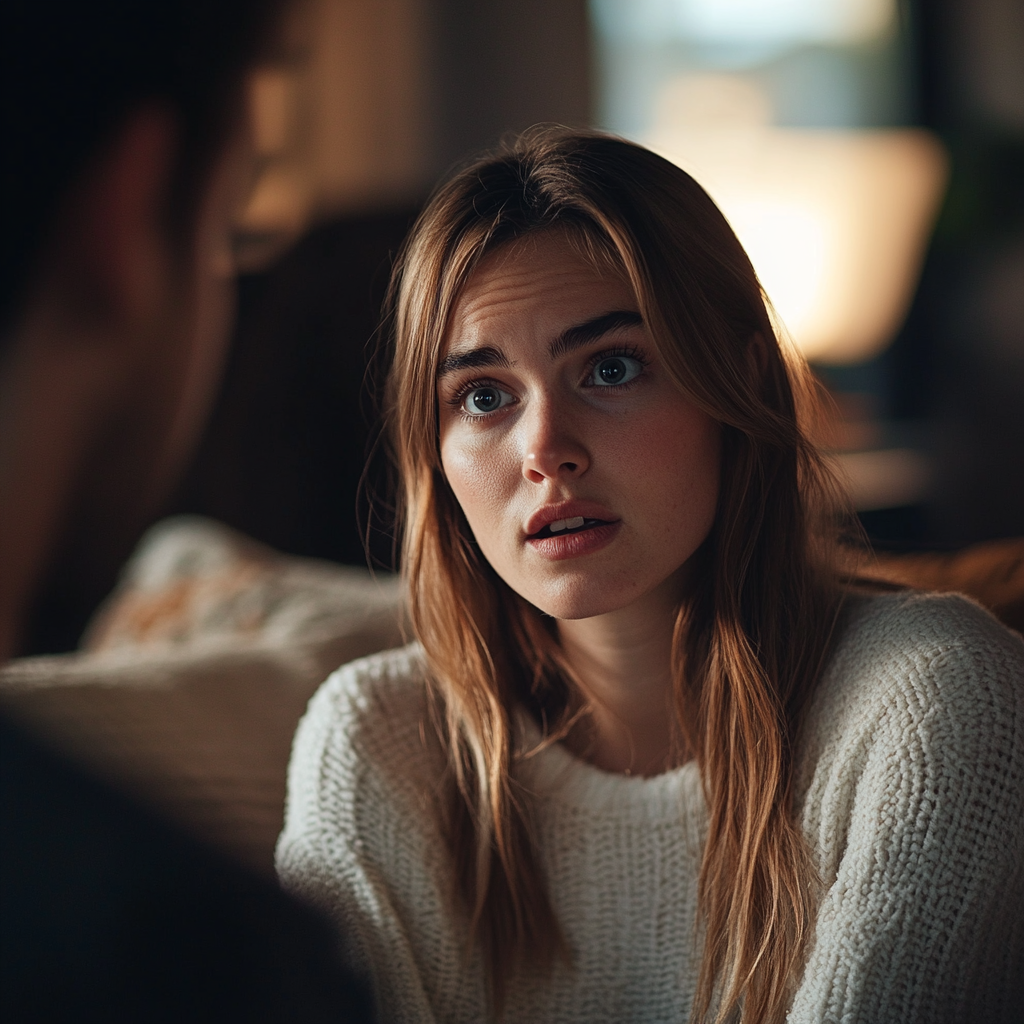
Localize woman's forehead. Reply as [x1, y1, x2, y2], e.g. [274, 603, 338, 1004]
[443, 229, 635, 343]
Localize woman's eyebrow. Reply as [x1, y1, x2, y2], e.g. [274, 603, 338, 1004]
[436, 310, 643, 379]
[437, 345, 511, 379]
[548, 309, 644, 359]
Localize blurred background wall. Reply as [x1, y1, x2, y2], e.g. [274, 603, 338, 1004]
[909, 0, 1024, 546]
[233, 0, 591, 252]
[178, 0, 1024, 555]
[29, 0, 1022, 651]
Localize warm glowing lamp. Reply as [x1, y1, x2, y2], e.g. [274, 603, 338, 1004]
[645, 80, 948, 364]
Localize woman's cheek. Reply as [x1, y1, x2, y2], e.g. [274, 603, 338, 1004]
[441, 428, 518, 525]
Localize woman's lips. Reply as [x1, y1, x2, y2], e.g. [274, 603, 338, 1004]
[530, 515, 607, 539]
[525, 519, 621, 560]
[524, 501, 618, 537]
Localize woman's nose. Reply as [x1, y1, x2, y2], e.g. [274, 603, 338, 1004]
[521, 403, 590, 484]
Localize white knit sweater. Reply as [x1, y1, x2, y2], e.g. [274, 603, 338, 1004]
[277, 592, 1024, 1023]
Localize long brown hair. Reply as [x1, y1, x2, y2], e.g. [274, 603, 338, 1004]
[384, 128, 851, 1023]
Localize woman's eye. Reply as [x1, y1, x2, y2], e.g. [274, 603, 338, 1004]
[463, 385, 514, 416]
[588, 355, 643, 387]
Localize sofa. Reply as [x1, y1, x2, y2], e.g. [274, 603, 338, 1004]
[0, 517, 406, 876]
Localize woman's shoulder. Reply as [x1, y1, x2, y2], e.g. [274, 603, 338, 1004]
[800, 589, 1024, 792]
[825, 588, 1023, 705]
[843, 585, 1021, 641]
[305, 641, 431, 738]
[793, 591, 1024, 1020]
[277, 645, 475, 1018]
[284, 642, 443, 821]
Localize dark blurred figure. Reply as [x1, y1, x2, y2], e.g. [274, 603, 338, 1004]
[1, 721, 372, 1022]
[0, 3, 372, 1019]
[1, 2, 267, 655]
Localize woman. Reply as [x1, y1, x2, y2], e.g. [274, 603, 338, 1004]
[277, 129, 1024, 1023]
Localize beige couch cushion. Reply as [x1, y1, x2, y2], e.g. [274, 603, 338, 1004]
[82, 515, 406, 655]
[0, 517, 406, 875]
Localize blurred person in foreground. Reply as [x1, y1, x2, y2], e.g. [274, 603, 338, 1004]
[0, 3, 371, 1019]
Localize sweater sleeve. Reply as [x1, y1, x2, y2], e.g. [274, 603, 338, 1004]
[275, 648, 487, 1024]
[790, 598, 1024, 1024]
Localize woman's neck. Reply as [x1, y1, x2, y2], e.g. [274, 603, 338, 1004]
[557, 572, 686, 777]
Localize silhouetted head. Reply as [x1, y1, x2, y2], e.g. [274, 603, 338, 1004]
[1, 0, 283, 335]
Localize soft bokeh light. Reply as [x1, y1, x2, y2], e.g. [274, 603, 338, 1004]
[647, 76, 948, 364]
[670, 0, 895, 45]
[592, 0, 895, 47]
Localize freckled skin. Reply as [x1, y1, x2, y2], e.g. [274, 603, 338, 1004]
[438, 230, 721, 622]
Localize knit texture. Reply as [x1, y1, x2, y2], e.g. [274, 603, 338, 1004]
[276, 592, 1024, 1023]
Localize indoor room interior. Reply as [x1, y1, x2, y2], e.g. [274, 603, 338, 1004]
[3, 0, 1022, 945]
[178, 0, 1023, 569]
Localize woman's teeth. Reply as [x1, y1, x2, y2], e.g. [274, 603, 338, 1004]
[532, 516, 609, 539]
[549, 516, 585, 534]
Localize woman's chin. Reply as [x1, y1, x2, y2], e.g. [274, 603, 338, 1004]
[519, 584, 637, 623]
[511, 563, 691, 625]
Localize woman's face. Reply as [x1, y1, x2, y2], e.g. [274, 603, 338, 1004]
[437, 229, 721, 621]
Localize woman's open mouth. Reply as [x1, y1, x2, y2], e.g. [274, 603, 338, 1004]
[525, 517, 621, 560]
[529, 516, 611, 539]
